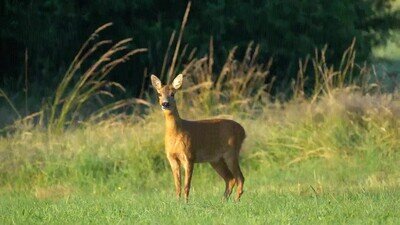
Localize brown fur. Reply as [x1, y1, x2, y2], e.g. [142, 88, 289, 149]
[151, 74, 246, 202]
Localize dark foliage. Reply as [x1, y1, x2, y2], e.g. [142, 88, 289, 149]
[1, 0, 399, 101]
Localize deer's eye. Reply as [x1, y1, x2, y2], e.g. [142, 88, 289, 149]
[170, 93, 175, 97]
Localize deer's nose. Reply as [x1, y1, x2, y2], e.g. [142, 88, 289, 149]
[161, 102, 170, 108]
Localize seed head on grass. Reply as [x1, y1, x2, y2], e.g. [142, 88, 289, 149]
[47, 23, 147, 133]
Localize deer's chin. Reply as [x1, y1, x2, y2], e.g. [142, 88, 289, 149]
[161, 106, 170, 111]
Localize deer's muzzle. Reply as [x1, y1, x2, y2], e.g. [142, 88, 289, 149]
[161, 101, 170, 110]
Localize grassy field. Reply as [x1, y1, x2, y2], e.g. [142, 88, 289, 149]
[1, 24, 400, 224]
[1, 97, 399, 224]
[1, 186, 400, 224]
[1, 152, 399, 225]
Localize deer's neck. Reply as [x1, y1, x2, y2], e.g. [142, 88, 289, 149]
[163, 108, 182, 133]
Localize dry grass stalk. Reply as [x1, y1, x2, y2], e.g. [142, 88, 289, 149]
[47, 23, 147, 132]
[167, 1, 192, 84]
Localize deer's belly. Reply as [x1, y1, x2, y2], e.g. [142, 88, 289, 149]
[194, 149, 224, 163]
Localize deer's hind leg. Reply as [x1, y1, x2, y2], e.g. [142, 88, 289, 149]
[223, 155, 245, 201]
[210, 158, 236, 199]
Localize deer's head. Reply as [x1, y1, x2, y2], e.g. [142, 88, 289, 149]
[150, 74, 183, 111]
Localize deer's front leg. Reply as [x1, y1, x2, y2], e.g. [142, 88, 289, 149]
[168, 157, 181, 199]
[182, 160, 194, 203]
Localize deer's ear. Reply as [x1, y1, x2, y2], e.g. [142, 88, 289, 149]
[172, 74, 183, 90]
[150, 75, 162, 91]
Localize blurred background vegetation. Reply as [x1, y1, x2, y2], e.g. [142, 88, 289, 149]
[1, 0, 400, 119]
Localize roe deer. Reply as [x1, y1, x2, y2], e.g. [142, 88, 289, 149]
[151, 74, 246, 202]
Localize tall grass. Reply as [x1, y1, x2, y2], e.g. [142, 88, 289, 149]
[0, 23, 146, 133]
[0, 5, 399, 198]
[46, 23, 147, 133]
[0, 35, 399, 191]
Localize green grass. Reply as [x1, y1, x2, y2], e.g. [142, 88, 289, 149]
[1, 188, 400, 224]
[1, 99, 399, 224]
[1, 158, 399, 225]
[0, 148, 399, 225]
